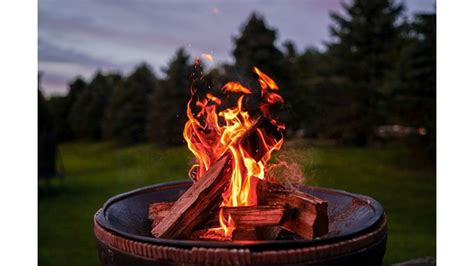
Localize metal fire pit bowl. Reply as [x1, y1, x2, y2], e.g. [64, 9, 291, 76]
[94, 181, 387, 266]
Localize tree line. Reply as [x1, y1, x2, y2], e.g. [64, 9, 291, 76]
[39, 0, 436, 156]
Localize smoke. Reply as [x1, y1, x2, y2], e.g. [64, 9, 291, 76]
[267, 149, 305, 189]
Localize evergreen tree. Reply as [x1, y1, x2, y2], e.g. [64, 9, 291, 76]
[67, 78, 87, 107]
[69, 72, 112, 139]
[38, 80, 57, 178]
[283, 40, 297, 61]
[47, 96, 69, 142]
[147, 48, 194, 145]
[232, 13, 298, 132]
[233, 12, 285, 78]
[387, 13, 436, 152]
[103, 65, 154, 144]
[101, 73, 122, 140]
[323, 0, 405, 145]
[291, 48, 328, 137]
[47, 78, 86, 142]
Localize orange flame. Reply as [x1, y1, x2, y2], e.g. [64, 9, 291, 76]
[222, 82, 252, 94]
[254, 66, 278, 91]
[183, 67, 284, 238]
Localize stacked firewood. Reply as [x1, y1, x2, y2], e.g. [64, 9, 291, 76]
[148, 155, 328, 241]
[148, 117, 328, 241]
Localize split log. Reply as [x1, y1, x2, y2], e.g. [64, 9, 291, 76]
[189, 228, 257, 241]
[232, 228, 257, 241]
[256, 226, 283, 240]
[221, 205, 289, 228]
[190, 229, 231, 241]
[151, 155, 232, 239]
[259, 182, 329, 239]
[149, 182, 328, 240]
[149, 202, 286, 241]
[148, 202, 174, 228]
[148, 202, 173, 218]
[151, 116, 277, 239]
[149, 203, 289, 229]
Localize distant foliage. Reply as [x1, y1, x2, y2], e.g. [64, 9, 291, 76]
[314, 0, 405, 145]
[47, 78, 86, 142]
[232, 13, 298, 131]
[386, 13, 436, 153]
[290, 48, 326, 137]
[69, 72, 113, 140]
[42, 1, 435, 150]
[103, 66, 154, 144]
[147, 48, 194, 145]
[38, 88, 57, 177]
[233, 12, 285, 77]
[101, 73, 124, 140]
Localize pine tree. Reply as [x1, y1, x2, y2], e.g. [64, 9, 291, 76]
[38, 80, 57, 177]
[387, 13, 436, 153]
[232, 13, 299, 132]
[147, 48, 194, 145]
[101, 73, 122, 140]
[103, 65, 155, 144]
[292, 48, 328, 137]
[67, 78, 87, 107]
[69, 72, 112, 139]
[232, 12, 287, 83]
[47, 78, 86, 142]
[324, 0, 405, 145]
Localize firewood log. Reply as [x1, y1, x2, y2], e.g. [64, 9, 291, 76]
[221, 205, 289, 228]
[189, 228, 257, 241]
[150, 204, 289, 230]
[151, 155, 232, 239]
[149, 202, 287, 241]
[232, 228, 257, 241]
[149, 181, 328, 240]
[151, 116, 277, 239]
[189, 229, 232, 241]
[256, 226, 283, 240]
[148, 202, 173, 220]
[258, 182, 329, 239]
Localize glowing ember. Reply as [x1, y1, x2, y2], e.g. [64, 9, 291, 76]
[201, 53, 214, 62]
[183, 66, 285, 238]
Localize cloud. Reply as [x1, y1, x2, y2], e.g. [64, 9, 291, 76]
[38, 0, 436, 96]
[38, 39, 120, 68]
[38, 38, 127, 95]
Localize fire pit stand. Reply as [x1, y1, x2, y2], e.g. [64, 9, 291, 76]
[94, 181, 387, 266]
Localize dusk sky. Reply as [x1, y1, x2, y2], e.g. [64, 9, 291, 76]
[39, 0, 435, 96]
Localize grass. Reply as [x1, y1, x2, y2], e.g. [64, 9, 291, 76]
[38, 141, 435, 265]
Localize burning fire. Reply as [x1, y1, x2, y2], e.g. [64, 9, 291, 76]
[183, 66, 285, 238]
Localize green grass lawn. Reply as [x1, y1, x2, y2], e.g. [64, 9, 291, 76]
[38, 141, 435, 265]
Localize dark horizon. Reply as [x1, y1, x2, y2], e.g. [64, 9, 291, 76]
[39, 0, 435, 96]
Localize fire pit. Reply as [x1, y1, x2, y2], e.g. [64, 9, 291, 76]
[94, 66, 387, 265]
[94, 181, 386, 265]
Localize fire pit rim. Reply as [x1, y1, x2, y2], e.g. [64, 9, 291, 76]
[96, 180, 384, 250]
